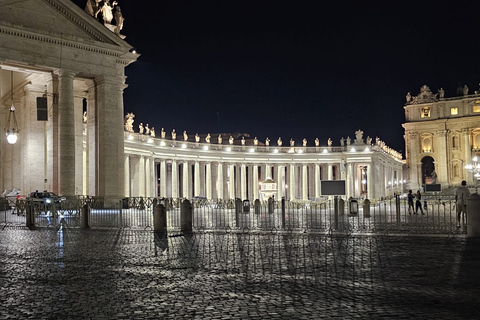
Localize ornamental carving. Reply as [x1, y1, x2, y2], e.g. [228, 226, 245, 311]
[407, 85, 438, 105]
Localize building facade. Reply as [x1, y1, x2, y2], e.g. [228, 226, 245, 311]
[0, 0, 138, 202]
[403, 85, 480, 191]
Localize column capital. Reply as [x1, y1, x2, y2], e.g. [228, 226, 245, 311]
[95, 75, 128, 90]
[54, 68, 77, 79]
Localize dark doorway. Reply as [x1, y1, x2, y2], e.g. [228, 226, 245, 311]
[421, 156, 435, 185]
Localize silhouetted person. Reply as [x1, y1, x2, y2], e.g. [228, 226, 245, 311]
[455, 180, 470, 227]
[415, 190, 424, 214]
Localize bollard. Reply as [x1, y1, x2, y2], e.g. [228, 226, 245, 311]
[467, 193, 480, 237]
[181, 199, 193, 233]
[363, 199, 371, 218]
[154, 203, 167, 232]
[81, 204, 90, 228]
[254, 199, 261, 215]
[281, 198, 286, 229]
[268, 197, 274, 214]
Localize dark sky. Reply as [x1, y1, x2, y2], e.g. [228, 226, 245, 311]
[73, 0, 480, 154]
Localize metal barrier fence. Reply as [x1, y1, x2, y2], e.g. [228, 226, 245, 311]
[0, 196, 466, 235]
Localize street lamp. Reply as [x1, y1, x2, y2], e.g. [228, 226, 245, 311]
[465, 156, 480, 192]
[5, 71, 19, 144]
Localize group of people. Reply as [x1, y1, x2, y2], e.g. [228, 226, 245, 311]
[407, 180, 470, 227]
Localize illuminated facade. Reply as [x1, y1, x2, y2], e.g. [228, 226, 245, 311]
[403, 85, 480, 191]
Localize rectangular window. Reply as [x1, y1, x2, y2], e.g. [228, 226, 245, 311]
[474, 104, 480, 113]
[451, 107, 458, 115]
[421, 107, 431, 118]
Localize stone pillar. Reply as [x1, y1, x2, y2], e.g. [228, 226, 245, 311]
[302, 164, 308, 200]
[200, 162, 206, 197]
[463, 129, 472, 182]
[85, 79, 96, 196]
[206, 162, 212, 199]
[241, 163, 247, 199]
[276, 165, 283, 200]
[194, 161, 200, 197]
[407, 132, 420, 190]
[139, 156, 145, 196]
[328, 164, 333, 180]
[367, 162, 373, 199]
[253, 164, 259, 200]
[235, 165, 241, 197]
[171, 160, 178, 198]
[145, 157, 151, 197]
[247, 164, 253, 199]
[216, 162, 223, 199]
[73, 89, 84, 195]
[315, 164, 320, 198]
[124, 155, 130, 197]
[436, 130, 448, 185]
[95, 75, 128, 200]
[150, 157, 155, 197]
[347, 162, 353, 198]
[160, 160, 167, 197]
[44, 73, 59, 193]
[183, 161, 189, 198]
[229, 164, 235, 199]
[289, 164, 295, 200]
[57, 69, 76, 197]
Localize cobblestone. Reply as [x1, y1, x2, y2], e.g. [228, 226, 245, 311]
[0, 227, 479, 319]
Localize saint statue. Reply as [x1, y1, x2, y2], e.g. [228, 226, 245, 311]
[463, 85, 469, 95]
[101, 0, 117, 24]
[150, 127, 155, 137]
[302, 138, 307, 147]
[254, 137, 258, 146]
[114, 6, 125, 39]
[218, 134, 222, 144]
[406, 92, 411, 103]
[366, 136, 372, 145]
[83, 111, 88, 124]
[145, 124, 150, 135]
[438, 88, 445, 99]
[290, 139, 295, 147]
[340, 137, 345, 147]
[161, 128, 166, 138]
[183, 131, 188, 141]
[139, 123, 144, 134]
[229, 136, 234, 145]
[266, 137, 270, 146]
[277, 137, 282, 146]
[431, 170, 437, 184]
[205, 133, 211, 143]
[315, 138, 319, 147]
[124, 113, 134, 132]
[355, 129, 364, 143]
[171, 129, 176, 140]
[195, 133, 200, 143]
[327, 138, 332, 146]
[346, 136, 351, 145]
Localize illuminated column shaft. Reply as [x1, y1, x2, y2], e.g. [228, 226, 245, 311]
[216, 162, 223, 199]
[160, 160, 167, 198]
[145, 157, 151, 197]
[315, 164, 320, 198]
[183, 161, 189, 198]
[328, 164, 333, 180]
[229, 164, 235, 199]
[289, 164, 295, 200]
[346, 162, 353, 198]
[302, 164, 308, 200]
[463, 129, 472, 182]
[139, 156, 145, 196]
[194, 161, 200, 197]
[222, 164, 228, 199]
[253, 164, 259, 200]
[240, 164, 247, 199]
[124, 155, 130, 197]
[276, 165, 283, 200]
[206, 162, 212, 199]
[367, 162, 373, 199]
[171, 160, 178, 198]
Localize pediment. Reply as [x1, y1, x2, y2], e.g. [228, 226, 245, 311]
[0, 0, 129, 47]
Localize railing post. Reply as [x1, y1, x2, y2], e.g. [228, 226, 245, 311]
[81, 204, 90, 228]
[235, 198, 242, 227]
[254, 199, 260, 215]
[363, 199, 371, 218]
[268, 197, 274, 214]
[281, 198, 286, 229]
[395, 194, 401, 224]
[181, 199, 193, 233]
[26, 202, 35, 230]
[154, 203, 167, 232]
[334, 196, 339, 230]
[119, 200, 123, 228]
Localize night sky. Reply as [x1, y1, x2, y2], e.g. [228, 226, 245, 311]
[73, 0, 480, 154]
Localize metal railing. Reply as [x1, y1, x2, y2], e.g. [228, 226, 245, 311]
[1, 196, 466, 235]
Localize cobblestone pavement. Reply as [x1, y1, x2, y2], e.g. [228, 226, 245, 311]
[0, 227, 479, 319]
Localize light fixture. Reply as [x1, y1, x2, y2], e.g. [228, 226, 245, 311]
[203, 145, 209, 150]
[249, 148, 254, 153]
[226, 147, 231, 152]
[5, 71, 19, 144]
[273, 148, 278, 153]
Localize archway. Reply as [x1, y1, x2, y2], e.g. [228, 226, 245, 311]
[421, 156, 435, 185]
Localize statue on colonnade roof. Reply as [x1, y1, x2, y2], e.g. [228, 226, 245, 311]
[124, 113, 134, 132]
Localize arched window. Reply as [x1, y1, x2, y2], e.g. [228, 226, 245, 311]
[452, 136, 459, 149]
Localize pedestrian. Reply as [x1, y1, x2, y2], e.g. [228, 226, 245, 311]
[455, 180, 470, 227]
[407, 190, 414, 214]
[415, 190, 424, 214]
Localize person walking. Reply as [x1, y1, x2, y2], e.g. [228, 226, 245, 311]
[407, 190, 415, 214]
[415, 190, 424, 214]
[455, 180, 470, 227]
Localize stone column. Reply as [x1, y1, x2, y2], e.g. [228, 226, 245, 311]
[289, 164, 295, 200]
[302, 164, 308, 200]
[160, 160, 167, 197]
[73, 89, 84, 195]
[194, 161, 200, 197]
[139, 156, 145, 197]
[171, 160, 178, 198]
[241, 163, 247, 199]
[206, 162, 212, 199]
[95, 75, 128, 200]
[276, 165, 283, 200]
[145, 157, 151, 197]
[253, 164, 259, 200]
[216, 162, 223, 199]
[124, 155, 130, 197]
[222, 164, 228, 199]
[229, 164, 235, 199]
[328, 163, 333, 180]
[57, 69, 76, 197]
[44, 73, 59, 193]
[247, 164, 253, 199]
[183, 161, 189, 198]
[407, 132, 420, 190]
[436, 130, 448, 185]
[200, 162, 206, 197]
[85, 79, 96, 196]
[347, 162, 353, 198]
[315, 164, 320, 198]
[463, 129, 472, 182]
[367, 163, 375, 199]
[235, 165, 241, 197]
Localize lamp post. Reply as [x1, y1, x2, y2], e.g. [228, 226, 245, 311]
[465, 156, 480, 193]
[5, 71, 19, 144]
